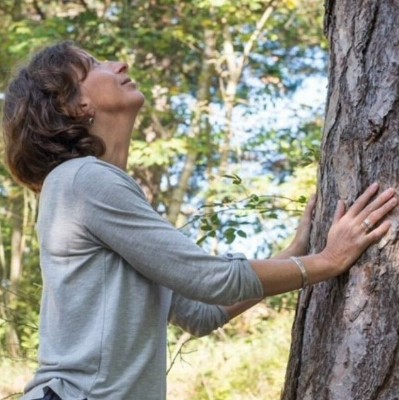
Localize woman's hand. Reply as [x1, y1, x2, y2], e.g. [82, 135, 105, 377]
[277, 195, 316, 259]
[291, 195, 317, 255]
[320, 183, 397, 273]
[252, 183, 397, 296]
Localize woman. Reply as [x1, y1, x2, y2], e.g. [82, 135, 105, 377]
[3, 41, 397, 400]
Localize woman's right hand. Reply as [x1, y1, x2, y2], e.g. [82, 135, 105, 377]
[250, 183, 397, 297]
[320, 183, 397, 274]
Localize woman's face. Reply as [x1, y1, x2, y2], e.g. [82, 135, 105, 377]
[78, 51, 145, 117]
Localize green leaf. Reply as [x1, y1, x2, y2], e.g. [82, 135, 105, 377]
[211, 214, 220, 225]
[268, 212, 278, 219]
[298, 195, 307, 204]
[237, 230, 247, 238]
[224, 228, 236, 244]
[222, 174, 242, 185]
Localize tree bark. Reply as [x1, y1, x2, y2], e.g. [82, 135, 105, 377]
[283, 1, 399, 399]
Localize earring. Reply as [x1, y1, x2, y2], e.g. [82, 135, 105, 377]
[89, 117, 94, 125]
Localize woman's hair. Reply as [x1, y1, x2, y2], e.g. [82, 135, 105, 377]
[2, 41, 105, 192]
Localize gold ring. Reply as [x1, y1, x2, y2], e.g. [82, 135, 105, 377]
[362, 218, 373, 232]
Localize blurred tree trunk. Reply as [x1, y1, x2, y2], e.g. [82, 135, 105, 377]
[1, 186, 36, 358]
[167, 28, 216, 226]
[3, 188, 24, 358]
[167, 5, 273, 225]
[282, 1, 399, 398]
[218, 5, 273, 175]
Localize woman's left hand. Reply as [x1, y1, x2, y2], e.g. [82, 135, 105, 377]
[276, 195, 316, 259]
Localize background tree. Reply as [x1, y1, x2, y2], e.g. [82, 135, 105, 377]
[283, 1, 399, 398]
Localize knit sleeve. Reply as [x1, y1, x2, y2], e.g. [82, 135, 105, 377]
[168, 291, 230, 337]
[73, 160, 264, 306]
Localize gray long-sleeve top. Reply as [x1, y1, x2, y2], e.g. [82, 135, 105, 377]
[22, 157, 264, 400]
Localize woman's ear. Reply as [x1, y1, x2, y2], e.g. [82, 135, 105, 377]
[77, 97, 94, 119]
[76, 83, 95, 117]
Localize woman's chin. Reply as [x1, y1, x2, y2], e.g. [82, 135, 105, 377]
[129, 92, 145, 113]
[135, 91, 146, 108]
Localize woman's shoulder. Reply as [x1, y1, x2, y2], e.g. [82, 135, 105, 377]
[47, 156, 130, 184]
[71, 157, 145, 199]
[42, 156, 142, 197]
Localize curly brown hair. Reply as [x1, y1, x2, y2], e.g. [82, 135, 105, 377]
[2, 41, 105, 192]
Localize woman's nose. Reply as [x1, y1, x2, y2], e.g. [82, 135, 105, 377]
[112, 61, 129, 74]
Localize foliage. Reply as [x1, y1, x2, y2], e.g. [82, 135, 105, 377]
[0, 0, 326, 387]
[167, 309, 295, 400]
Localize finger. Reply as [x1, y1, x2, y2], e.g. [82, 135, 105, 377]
[346, 182, 379, 217]
[359, 196, 397, 230]
[358, 188, 397, 221]
[333, 200, 346, 224]
[307, 194, 316, 207]
[366, 220, 391, 244]
[303, 194, 316, 218]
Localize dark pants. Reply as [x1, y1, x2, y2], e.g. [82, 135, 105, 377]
[37, 388, 62, 400]
[35, 386, 87, 400]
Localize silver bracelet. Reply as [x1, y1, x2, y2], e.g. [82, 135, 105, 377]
[290, 256, 309, 289]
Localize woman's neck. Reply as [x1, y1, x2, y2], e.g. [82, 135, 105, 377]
[99, 140, 130, 171]
[90, 113, 136, 171]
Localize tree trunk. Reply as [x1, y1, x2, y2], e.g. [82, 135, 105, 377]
[167, 5, 273, 225]
[167, 29, 215, 225]
[283, 1, 399, 399]
[4, 188, 25, 358]
[218, 5, 273, 175]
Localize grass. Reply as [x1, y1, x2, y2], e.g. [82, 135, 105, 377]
[167, 306, 294, 400]
[0, 357, 33, 399]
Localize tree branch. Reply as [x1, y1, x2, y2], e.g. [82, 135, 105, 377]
[240, 4, 275, 75]
[167, 332, 192, 375]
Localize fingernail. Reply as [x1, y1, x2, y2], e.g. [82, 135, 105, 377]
[371, 182, 379, 189]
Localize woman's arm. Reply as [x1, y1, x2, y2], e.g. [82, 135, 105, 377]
[273, 194, 316, 260]
[253, 184, 396, 294]
[225, 184, 397, 319]
[75, 164, 396, 308]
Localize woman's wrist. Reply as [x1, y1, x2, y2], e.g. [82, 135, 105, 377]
[297, 252, 342, 285]
[290, 256, 309, 289]
[250, 252, 341, 297]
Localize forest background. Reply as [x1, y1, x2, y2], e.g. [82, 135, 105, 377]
[0, 0, 327, 399]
